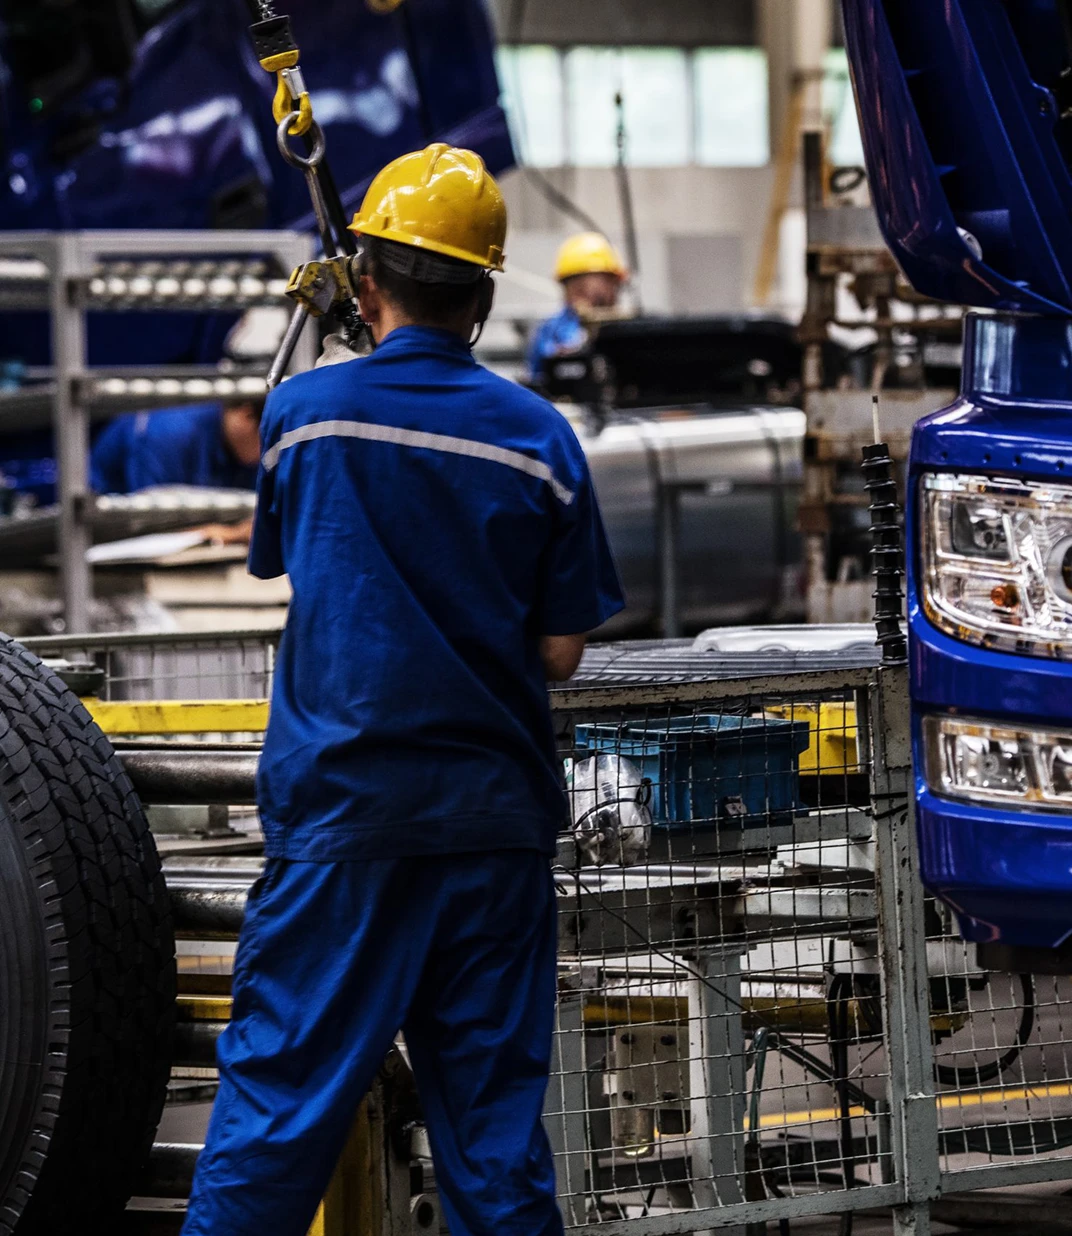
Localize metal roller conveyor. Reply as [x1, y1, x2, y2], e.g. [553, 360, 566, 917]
[169, 878, 256, 938]
[165, 863, 758, 950]
[136, 1143, 203, 1199]
[173, 1019, 229, 1068]
[120, 747, 259, 805]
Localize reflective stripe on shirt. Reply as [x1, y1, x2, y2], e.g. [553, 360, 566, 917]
[261, 417, 576, 506]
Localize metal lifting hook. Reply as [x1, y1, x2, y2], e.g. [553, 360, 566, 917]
[243, 3, 365, 387]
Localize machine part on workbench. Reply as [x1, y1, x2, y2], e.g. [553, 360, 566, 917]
[0, 636, 175, 1235]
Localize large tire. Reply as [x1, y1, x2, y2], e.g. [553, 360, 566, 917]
[0, 636, 175, 1234]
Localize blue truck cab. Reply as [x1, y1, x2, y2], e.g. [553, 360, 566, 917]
[842, 0, 1072, 966]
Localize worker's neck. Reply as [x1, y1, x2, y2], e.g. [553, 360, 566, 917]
[371, 306, 476, 347]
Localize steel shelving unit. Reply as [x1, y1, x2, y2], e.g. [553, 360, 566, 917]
[0, 230, 316, 631]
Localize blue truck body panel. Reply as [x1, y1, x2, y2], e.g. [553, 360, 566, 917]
[908, 314, 1072, 947]
[0, 0, 511, 370]
[842, 1, 1072, 946]
[0, 0, 512, 499]
[842, 0, 1072, 314]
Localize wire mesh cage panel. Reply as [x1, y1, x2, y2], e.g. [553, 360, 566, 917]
[925, 920, 1072, 1190]
[21, 627, 281, 702]
[546, 670, 897, 1230]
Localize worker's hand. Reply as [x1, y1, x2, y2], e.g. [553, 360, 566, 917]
[316, 332, 369, 368]
[196, 517, 254, 547]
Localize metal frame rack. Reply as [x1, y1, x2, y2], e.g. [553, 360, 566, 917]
[797, 136, 962, 625]
[0, 230, 317, 632]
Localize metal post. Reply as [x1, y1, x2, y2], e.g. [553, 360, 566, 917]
[49, 234, 92, 632]
[658, 481, 681, 640]
[686, 943, 748, 1233]
[307, 1086, 386, 1236]
[868, 668, 940, 1236]
[547, 991, 589, 1226]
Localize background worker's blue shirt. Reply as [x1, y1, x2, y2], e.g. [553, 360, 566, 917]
[526, 305, 588, 380]
[250, 325, 624, 861]
[90, 403, 257, 495]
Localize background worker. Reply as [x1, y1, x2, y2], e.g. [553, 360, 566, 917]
[527, 231, 627, 380]
[90, 398, 263, 543]
[182, 144, 623, 1236]
[90, 398, 263, 495]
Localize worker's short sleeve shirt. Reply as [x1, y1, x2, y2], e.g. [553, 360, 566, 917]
[526, 306, 587, 380]
[89, 403, 257, 494]
[249, 326, 624, 860]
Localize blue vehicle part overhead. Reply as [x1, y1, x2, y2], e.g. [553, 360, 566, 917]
[841, 0, 1072, 314]
[0, 0, 512, 376]
[0, 0, 512, 234]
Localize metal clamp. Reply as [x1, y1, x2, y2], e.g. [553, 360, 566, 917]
[285, 257, 356, 318]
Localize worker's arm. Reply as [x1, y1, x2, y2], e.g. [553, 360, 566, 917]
[534, 436, 625, 676]
[540, 632, 586, 682]
[196, 516, 255, 546]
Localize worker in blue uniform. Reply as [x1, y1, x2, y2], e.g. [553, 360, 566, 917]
[90, 398, 263, 495]
[527, 232, 627, 382]
[181, 144, 624, 1236]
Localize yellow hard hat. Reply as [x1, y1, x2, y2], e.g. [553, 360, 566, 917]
[349, 143, 506, 272]
[554, 232, 626, 281]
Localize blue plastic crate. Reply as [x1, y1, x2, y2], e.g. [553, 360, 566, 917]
[574, 714, 811, 830]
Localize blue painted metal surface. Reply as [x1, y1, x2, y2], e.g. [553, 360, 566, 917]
[0, 0, 511, 497]
[841, 0, 1072, 314]
[908, 314, 1072, 948]
[0, 0, 511, 236]
[842, 0, 1072, 946]
[0, 0, 510, 367]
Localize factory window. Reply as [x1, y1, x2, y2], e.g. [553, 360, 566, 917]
[564, 47, 690, 166]
[823, 49, 865, 167]
[498, 45, 768, 168]
[496, 45, 566, 165]
[564, 47, 622, 165]
[694, 47, 769, 166]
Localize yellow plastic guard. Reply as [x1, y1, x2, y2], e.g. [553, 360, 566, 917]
[767, 701, 860, 775]
[83, 698, 269, 735]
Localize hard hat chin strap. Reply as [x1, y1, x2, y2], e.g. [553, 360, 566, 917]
[469, 274, 495, 350]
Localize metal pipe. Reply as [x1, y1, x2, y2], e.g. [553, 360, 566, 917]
[267, 302, 309, 389]
[137, 1143, 202, 1199]
[658, 481, 681, 640]
[169, 878, 253, 938]
[174, 1020, 227, 1068]
[120, 748, 258, 805]
[163, 856, 265, 880]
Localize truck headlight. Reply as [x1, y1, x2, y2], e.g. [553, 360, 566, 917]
[923, 714, 1072, 808]
[921, 473, 1072, 656]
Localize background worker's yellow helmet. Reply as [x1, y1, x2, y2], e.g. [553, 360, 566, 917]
[349, 144, 506, 271]
[554, 232, 627, 282]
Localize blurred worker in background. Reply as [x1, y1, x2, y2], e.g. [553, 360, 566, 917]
[182, 144, 623, 1236]
[527, 231, 627, 380]
[90, 399, 262, 495]
[90, 397, 263, 542]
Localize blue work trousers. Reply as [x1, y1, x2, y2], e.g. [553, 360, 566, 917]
[181, 851, 562, 1236]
